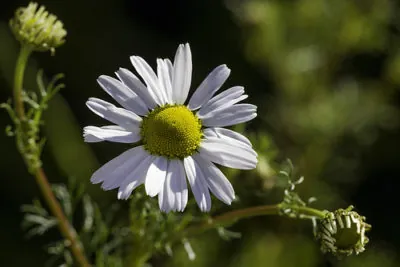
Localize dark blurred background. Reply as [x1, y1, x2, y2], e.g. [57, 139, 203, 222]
[1, 0, 400, 266]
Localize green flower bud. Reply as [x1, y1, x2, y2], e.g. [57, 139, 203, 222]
[9, 2, 66, 54]
[316, 206, 371, 257]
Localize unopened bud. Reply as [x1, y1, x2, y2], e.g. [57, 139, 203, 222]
[316, 206, 371, 257]
[9, 2, 66, 54]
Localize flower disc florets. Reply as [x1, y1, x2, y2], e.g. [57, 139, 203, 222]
[316, 206, 371, 257]
[141, 105, 202, 159]
[9, 2, 66, 54]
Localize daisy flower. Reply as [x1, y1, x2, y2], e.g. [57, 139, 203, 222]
[84, 43, 257, 212]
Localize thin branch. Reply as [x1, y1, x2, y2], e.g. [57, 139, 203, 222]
[13, 45, 91, 267]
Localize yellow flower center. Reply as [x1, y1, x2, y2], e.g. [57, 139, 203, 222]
[141, 105, 202, 159]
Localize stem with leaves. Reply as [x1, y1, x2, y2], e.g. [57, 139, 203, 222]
[180, 203, 327, 239]
[12, 45, 91, 267]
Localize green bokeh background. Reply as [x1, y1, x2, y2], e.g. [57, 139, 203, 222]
[1, 0, 400, 266]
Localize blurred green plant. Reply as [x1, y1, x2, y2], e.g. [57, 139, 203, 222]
[21, 180, 126, 267]
[226, 0, 400, 265]
[229, 0, 399, 180]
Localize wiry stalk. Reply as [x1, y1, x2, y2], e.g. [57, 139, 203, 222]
[13, 45, 91, 267]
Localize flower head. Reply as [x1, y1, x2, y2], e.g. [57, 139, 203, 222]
[10, 2, 66, 54]
[84, 43, 257, 212]
[316, 206, 371, 256]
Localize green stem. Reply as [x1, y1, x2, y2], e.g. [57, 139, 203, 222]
[13, 45, 31, 120]
[181, 203, 327, 239]
[13, 45, 91, 267]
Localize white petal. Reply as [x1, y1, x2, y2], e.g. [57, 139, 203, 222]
[130, 56, 166, 105]
[117, 153, 154, 200]
[198, 86, 244, 115]
[97, 75, 148, 116]
[172, 44, 192, 104]
[165, 58, 173, 81]
[102, 147, 150, 190]
[201, 104, 257, 127]
[86, 98, 142, 131]
[158, 159, 188, 212]
[145, 157, 168, 197]
[116, 68, 157, 109]
[183, 156, 211, 212]
[157, 59, 173, 103]
[202, 127, 252, 148]
[193, 154, 235, 205]
[199, 136, 257, 170]
[90, 145, 147, 187]
[200, 95, 248, 119]
[83, 125, 140, 143]
[197, 86, 247, 119]
[188, 65, 231, 110]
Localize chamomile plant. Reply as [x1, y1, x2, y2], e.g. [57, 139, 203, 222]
[2, 2, 371, 266]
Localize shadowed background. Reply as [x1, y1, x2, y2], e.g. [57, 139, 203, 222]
[1, 0, 400, 266]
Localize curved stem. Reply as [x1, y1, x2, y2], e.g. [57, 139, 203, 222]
[181, 203, 327, 239]
[13, 45, 91, 267]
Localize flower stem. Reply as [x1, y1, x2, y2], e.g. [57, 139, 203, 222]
[13, 45, 91, 267]
[182, 203, 327, 238]
[13, 45, 31, 119]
